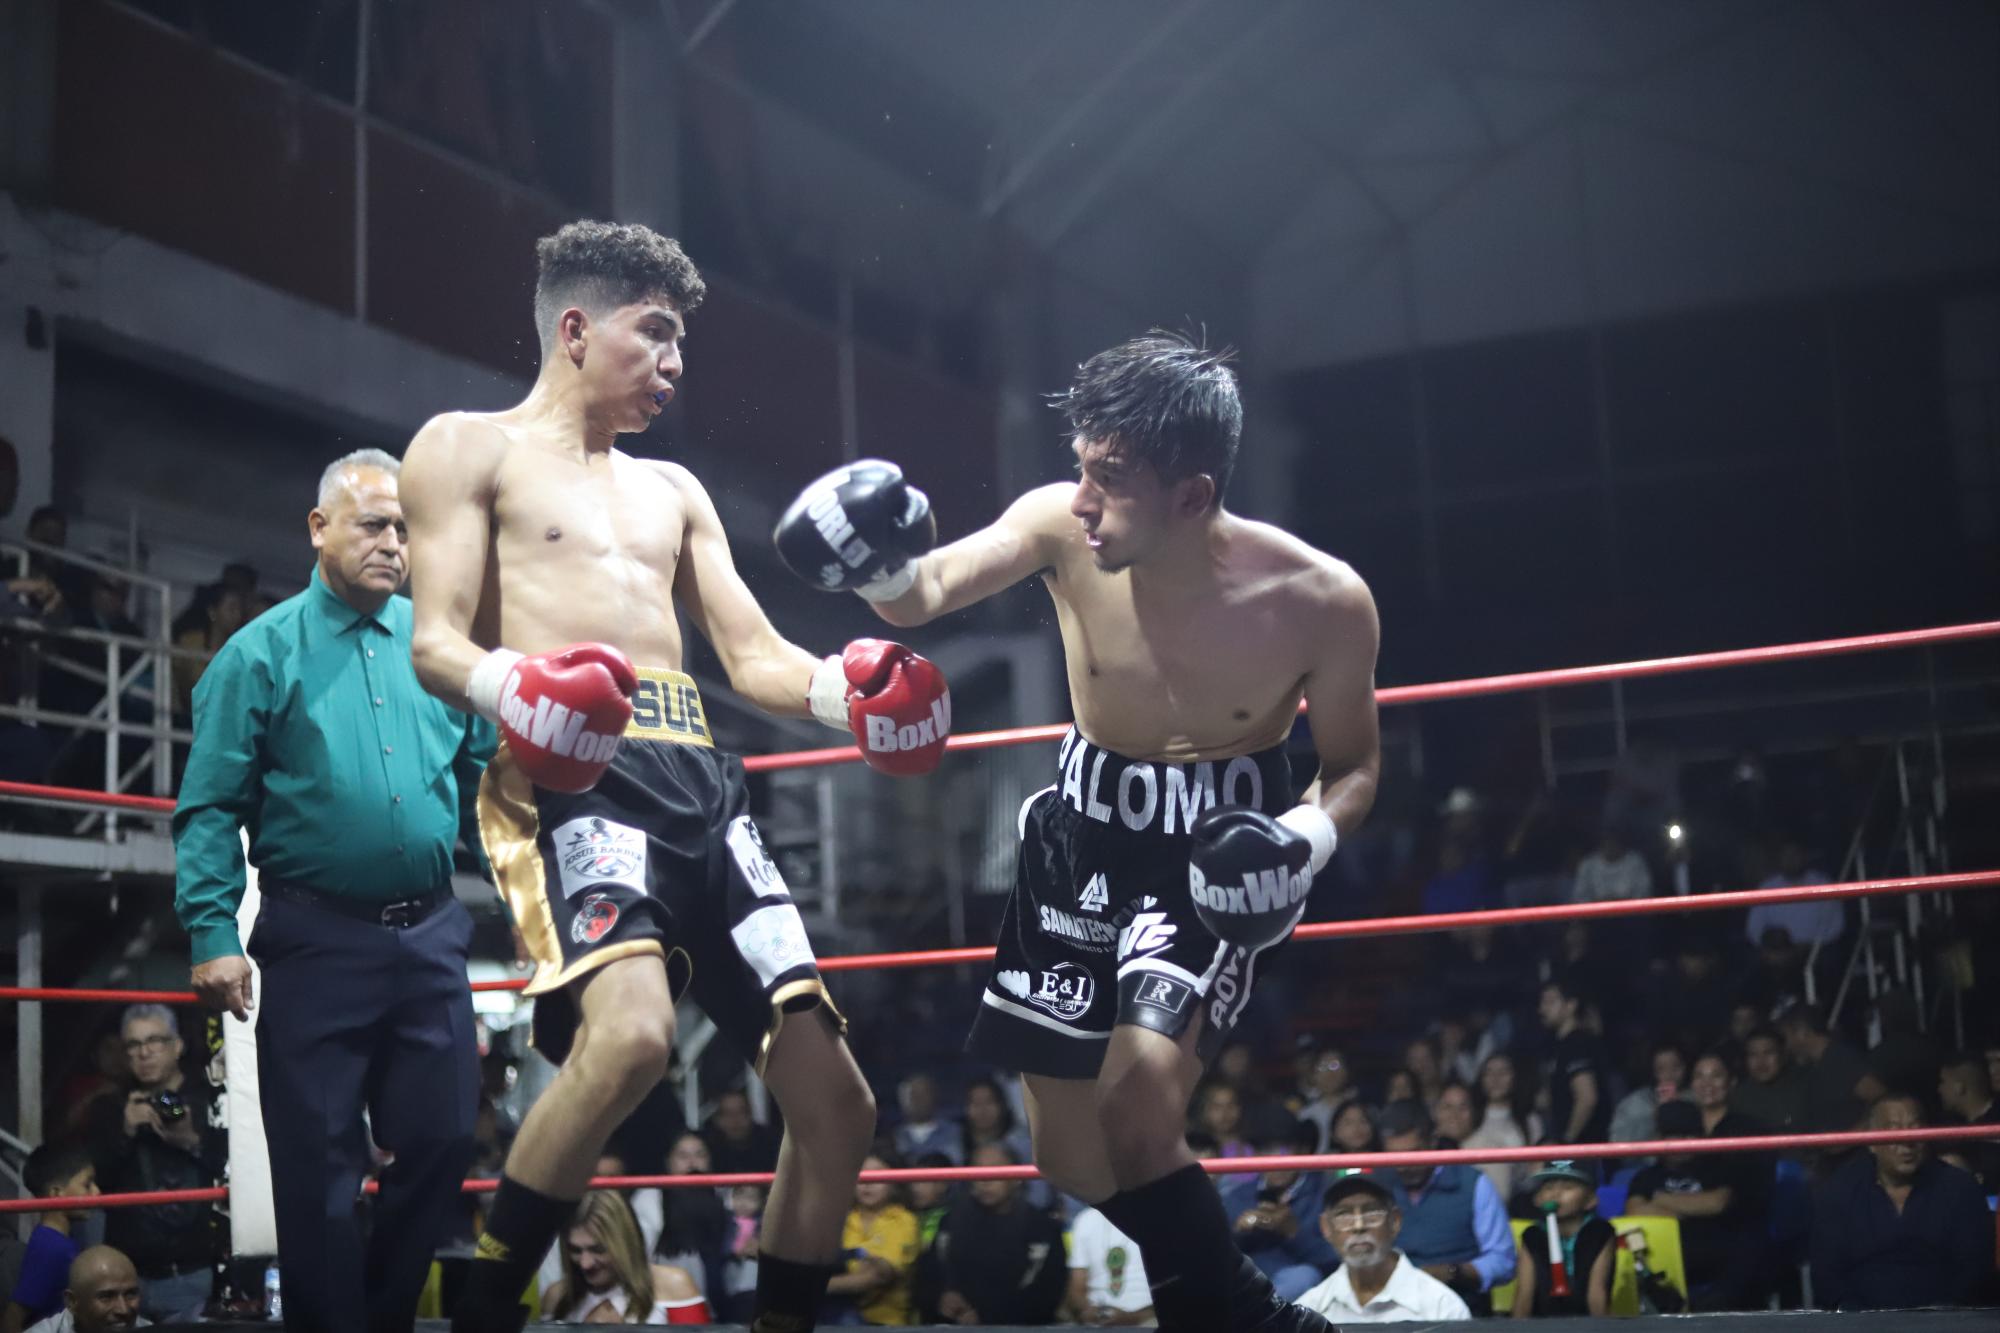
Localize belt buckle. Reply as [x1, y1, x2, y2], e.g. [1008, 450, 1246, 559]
[379, 900, 422, 928]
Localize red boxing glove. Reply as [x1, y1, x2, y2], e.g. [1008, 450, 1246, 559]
[468, 643, 637, 793]
[809, 639, 950, 776]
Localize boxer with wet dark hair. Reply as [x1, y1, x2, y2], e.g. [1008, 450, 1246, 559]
[778, 330, 1380, 1331]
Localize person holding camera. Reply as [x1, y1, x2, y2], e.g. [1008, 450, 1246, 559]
[86, 1006, 221, 1322]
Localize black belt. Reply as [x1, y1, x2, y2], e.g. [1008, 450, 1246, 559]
[261, 878, 452, 928]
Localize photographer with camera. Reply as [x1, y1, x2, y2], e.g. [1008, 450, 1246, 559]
[87, 1006, 221, 1322]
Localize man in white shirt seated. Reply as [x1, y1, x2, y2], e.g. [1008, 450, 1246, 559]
[1065, 1204, 1155, 1326]
[27, 1246, 151, 1333]
[1295, 1173, 1471, 1324]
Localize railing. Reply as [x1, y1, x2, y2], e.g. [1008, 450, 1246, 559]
[1825, 735, 1963, 1045]
[2, 540, 195, 839]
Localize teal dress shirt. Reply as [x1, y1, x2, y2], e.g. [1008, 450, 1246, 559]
[173, 568, 495, 964]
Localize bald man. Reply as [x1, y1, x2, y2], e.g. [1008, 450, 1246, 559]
[24, 1247, 146, 1333]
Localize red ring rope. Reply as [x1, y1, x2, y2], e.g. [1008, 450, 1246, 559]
[6, 618, 1998, 1222]
[4, 868, 1993, 1005]
[2, 618, 1995, 807]
[6, 1124, 1994, 1215]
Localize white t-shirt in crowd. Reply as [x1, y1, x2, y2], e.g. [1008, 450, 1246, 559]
[1572, 849, 1654, 902]
[1295, 1251, 1471, 1323]
[1067, 1206, 1153, 1313]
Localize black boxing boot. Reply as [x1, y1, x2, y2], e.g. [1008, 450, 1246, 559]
[450, 1175, 569, 1333]
[1229, 1253, 1341, 1331]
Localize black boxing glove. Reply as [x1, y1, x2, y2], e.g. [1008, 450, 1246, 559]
[1187, 804, 1337, 949]
[774, 460, 936, 600]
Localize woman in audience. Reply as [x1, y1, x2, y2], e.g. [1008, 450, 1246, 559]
[652, 1131, 731, 1303]
[1464, 1053, 1544, 1197]
[1437, 1014, 1489, 1085]
[1193, 1078, 1255, 1158]
[1296, 1046, 1355, 1151]
[963, 1074, 1048, 1208]
[826, 1150, 921, 1326]
[1626, 1059, 1772, 1312]
[1433, 1080, 1477, 1147]
[962, 1076, 1032, 1161]
[1609, 1040, 1692, 1148]
[1328, 1098, 1381, 1155]
[169, 582, 248, 720]
[1403, 1036, 1447, 1107]
[541, 1191, 708, 1324]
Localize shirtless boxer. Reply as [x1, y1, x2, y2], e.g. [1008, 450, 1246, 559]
[400, 220, 950, 1333]
[775, 332, 1379, 1331]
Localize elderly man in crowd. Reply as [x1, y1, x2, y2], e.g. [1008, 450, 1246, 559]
[24, 1246, 149, 1333]
[1294, 1173, 1470, 1323]
[173, 449, 492, 1333]
[1810, 1095, 1994, 1310]
[85, 1007, 219, 1321]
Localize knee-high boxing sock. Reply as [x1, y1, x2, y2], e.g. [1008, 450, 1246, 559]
[1099, 1177, 1335, 1332]
[1094, 1164, 1235, 1329]
[750, 1252, 843, 1333]
[450, 1175, 574, 1332]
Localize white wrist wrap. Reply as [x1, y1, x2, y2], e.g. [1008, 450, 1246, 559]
[465, 649, 523, 726]
[1279, 804, 1338, 874]
[854, 560, 918, 604]
[808, 655, 851, 730]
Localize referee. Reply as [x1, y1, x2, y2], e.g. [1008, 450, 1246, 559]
[173, 448, 494, 1333]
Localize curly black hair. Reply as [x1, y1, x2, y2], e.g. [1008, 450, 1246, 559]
[533, 219, 706, 360]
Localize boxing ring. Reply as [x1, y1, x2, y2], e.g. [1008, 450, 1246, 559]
[5, 618, 2000, 1329]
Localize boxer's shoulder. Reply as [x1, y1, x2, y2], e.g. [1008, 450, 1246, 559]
[1227, 518, 1371, 617]
[634, 455, 700, 494]
[995, 482, 1079, 538]
[632, 458, 712, 526]
[411, 408, 515, 454]
[1010, 482, 1090, 570]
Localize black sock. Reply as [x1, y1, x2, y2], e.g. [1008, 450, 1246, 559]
[452, 1175, 574, 1328]
[751, 1252, 842, 1332]
[1105, 1163, 1238, 1330]
[1095, 1186, 1145, 1238]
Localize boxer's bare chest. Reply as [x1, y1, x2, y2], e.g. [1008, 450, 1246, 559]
[1049, 566, 1308, 761]
[483, 443, 689, 662]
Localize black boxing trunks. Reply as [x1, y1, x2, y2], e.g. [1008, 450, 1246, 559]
[478, 667, 842, 1066]
[967, 727, 1295, 1079]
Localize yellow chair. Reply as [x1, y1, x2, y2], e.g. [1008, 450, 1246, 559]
[1487, 1214, 1688, 1315]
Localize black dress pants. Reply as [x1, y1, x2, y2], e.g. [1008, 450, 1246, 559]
[249, 892, 479, 1333]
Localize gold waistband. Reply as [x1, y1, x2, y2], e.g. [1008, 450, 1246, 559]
[628, 667, 713, 746]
